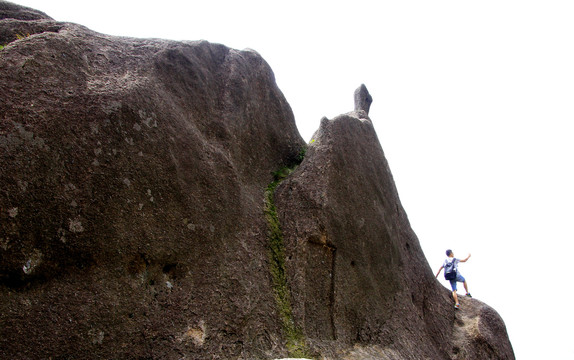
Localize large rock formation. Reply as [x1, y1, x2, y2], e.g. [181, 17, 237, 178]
[0, 2, 514, 359]
[275, 111, 514, 359]
[0, 2, 303, 358]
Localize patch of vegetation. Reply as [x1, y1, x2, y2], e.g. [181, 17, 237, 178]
[264, 149, 310, 358]
[296, 145, 307, 164]
[0, 33, 32, 51]
[15, 33, 31, 40]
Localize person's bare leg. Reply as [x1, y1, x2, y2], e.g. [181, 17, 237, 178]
[463, 281, 469, 294]
[453, 291, 459, 306]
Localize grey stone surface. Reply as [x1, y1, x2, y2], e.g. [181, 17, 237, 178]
[1, 2, 303, 358]
[0, 1, 514, 358]
[353, 83, 373, 115]
[0, 0, 52, 20]
[275, 112, 515, 359]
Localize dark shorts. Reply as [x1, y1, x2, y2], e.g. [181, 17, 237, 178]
[449, 273, 465, 291]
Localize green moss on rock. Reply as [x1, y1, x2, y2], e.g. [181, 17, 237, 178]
[264, 161, 309, 358]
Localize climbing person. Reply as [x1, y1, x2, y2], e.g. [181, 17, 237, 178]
[435, 249, 471, 309]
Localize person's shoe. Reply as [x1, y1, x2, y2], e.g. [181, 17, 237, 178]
[455, 303, 460, 309]
[466, 293, 472, 298]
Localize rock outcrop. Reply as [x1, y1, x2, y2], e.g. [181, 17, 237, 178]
[353, 84, 373, 115]
[275, 111, 514, 359]
[1, 2, 303, 358]
[0, 1, 52, 21]
[0, 2, 514, 359]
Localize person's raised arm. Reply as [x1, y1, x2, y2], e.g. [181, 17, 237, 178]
[459, 253, 471, 263]
[435, 265, 444, 278]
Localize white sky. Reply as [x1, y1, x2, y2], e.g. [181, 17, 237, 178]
[11, 1, 574, 358]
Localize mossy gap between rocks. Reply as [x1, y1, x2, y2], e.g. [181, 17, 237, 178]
[264, 148, 310, 358]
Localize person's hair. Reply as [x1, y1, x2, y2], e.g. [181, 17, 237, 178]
[446, 249, 453, 256]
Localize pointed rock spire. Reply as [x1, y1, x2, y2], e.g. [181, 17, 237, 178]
[353, 84, 373, 115]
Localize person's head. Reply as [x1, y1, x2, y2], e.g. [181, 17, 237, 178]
[446, 249, 453, 257]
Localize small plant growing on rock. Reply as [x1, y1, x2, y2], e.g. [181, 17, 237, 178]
[296, 146, 307, 164]
[0, 33, 31, 50]
[15, 33, 31, 40]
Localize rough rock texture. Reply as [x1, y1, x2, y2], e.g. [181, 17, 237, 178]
[1, 2, 303, 358]
[274, 111, 515, 359]
[353, 84, 372, 115]
[0, 2, 514, 359]
[0, 1, 52, 21]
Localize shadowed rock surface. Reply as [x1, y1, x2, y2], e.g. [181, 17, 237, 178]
[0, 2, 514, 359]
[275, 112, 514, 359]
[0, 1, 52, 21]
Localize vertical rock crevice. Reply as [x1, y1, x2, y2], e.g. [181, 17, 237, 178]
[263, 164, 309, 357]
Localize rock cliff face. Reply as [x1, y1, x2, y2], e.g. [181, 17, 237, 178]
[0, 2, 514, 359]
[275, 111, 514, 359]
